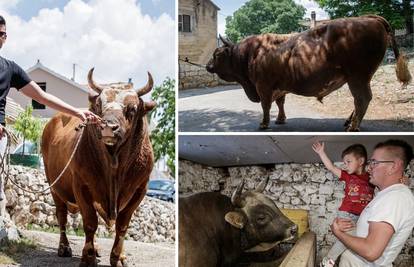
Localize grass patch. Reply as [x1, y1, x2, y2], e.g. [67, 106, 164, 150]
[0, 237, 37, 264]
[26, 223, 85, 237]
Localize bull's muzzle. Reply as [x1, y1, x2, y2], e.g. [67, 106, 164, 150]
[101, 123, 121, 146]
[206, 61, 214, 73]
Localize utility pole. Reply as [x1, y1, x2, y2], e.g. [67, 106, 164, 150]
[71, 63, 76, 81]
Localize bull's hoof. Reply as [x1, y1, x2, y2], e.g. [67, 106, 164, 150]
[58, 244, 72, 257]
[343, 120, 350, 127]
[275, 119, 286, 125]
[346, 126, 360, 132]
[111, 254, 128, 267]
[259, 123, 269, 129]
[110, 258, 128, 267]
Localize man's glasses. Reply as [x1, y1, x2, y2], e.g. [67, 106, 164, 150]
[0, 31, 7, 38]
[367, 159, 394, 167]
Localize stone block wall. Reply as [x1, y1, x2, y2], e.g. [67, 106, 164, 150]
[3, 165, 175, 243]
[179, 61, 236, 89]
[179, 159, 414, 265]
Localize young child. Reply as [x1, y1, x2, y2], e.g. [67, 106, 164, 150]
[312, 141, 375, 267]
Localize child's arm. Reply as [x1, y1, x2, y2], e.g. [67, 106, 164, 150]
[312, 142, 342, 177]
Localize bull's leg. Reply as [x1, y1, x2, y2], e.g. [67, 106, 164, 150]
[344, 110, 354, 127]
[257, 86, 273, 129]
[347, 80, 372, 131]
[75, 188, 99, 267]
[51, 192, 72, 257]
[111, 188, 146, 267]
[275, 95, 286, 124]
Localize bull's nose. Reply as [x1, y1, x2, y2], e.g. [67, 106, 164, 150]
[109, 124, 120, 132]
[290, 225, 298, 236]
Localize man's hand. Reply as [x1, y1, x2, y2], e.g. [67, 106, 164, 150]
[312, 141, 325, 154]
[76, 110, 101, 124]
[0, 125, 4, 139]
[331, 217, 355, 235]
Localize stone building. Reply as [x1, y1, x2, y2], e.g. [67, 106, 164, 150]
[179, 0, 219, 64]
[178, 0, 232, 89]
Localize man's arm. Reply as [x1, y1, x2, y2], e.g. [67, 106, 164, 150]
[332, 219, 394, 262]
[19, 81, 100, 123]
[312, 142, 342, 177]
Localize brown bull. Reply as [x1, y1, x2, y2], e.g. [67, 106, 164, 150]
[206, 15, 411, 131]
[41, 68, 156, 267]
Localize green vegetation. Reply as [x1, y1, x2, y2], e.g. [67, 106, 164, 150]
[13, 106, 45, 154]
[315, 0, 413, 33]
[0, 238, 37, 264]
[225, 0, 306, 42]
[27, 223, 85, 236]
[150, 77, 175, 177]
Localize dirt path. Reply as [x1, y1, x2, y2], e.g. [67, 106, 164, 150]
[0, 230, 175, 267]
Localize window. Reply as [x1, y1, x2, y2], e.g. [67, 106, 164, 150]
[179, 14, 191, 32]
[32, 82, 46, 109]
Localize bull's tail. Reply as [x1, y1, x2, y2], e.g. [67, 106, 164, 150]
[371, 15, 412, 85]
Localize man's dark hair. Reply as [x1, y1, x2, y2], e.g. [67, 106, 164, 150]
[0, 16, 5, 26]
[375, 139, 413, 168]
[342, 144, 367, 163]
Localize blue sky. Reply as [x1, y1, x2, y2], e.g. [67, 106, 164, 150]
[0, 0, 175, 89]
[5, 0, 174, 20]
[212, 0, 329, 35]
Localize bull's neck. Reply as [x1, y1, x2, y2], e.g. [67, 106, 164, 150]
[82, 117, 148, 169]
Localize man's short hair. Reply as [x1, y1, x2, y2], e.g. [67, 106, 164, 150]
[0, 16, 5, 26]
[375, 139, 413, 168]
[342, 144, 367, 163]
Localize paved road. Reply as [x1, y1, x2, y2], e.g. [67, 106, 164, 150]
[179, 85, 413, 132]
[0, 230, 175, 267]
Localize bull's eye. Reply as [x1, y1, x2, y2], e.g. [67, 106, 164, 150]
[124, 105, 137, 120]
[256, 214, 268, 225]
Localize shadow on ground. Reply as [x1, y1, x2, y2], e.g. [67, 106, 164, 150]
[179, 108, 413, 132]
[179, 85, 240, 99]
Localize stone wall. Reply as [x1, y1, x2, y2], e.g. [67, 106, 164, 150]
[179, 61, 235, 89]
[179, 159, 414, 266]
[3, 165, 175, 243]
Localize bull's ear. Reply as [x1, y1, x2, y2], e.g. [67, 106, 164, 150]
[225, 211, 245, 229]
[144, 101, 156, 113]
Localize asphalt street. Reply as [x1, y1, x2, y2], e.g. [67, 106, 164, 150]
[178, 85, 413, 132]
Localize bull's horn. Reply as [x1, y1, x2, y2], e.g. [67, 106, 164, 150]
[255, 177, 269, 193]
[136, 72, 154, 97]
[219, 34, 233, 47]
[231, 179, 245, 208]
[87, 68, 104, 94]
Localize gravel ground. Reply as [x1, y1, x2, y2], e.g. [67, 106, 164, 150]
[291, 59, 414, 126]
[0, 230, 175, 267]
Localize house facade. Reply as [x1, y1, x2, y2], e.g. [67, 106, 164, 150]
[179, 0, 219, 64]
[8, 60, 89, 118]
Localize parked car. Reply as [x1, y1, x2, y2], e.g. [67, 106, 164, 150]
[146, 179, 175, 202]
[10, 141, 43, 168]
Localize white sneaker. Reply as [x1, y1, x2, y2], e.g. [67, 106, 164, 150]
[320, 257, 335, 267]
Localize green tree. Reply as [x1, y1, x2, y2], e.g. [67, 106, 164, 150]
[315, 0, 412, 32]
[13, 106, 44, 154]
[150, 77, 175, 177]
[225, 0, 306, 42]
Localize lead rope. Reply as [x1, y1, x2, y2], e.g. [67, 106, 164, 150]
[0, 126, 85, 194]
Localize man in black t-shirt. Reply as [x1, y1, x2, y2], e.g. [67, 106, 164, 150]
[0, 15, 100, 215]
